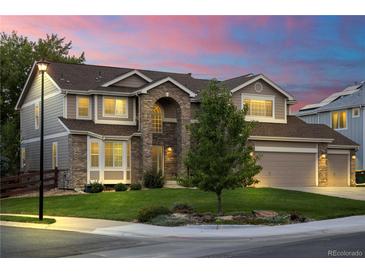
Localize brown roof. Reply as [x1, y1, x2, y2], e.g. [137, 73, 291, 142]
[252, 116, 359, 146]
[220, 74, 257, 90]
[59, 117, 138, 137]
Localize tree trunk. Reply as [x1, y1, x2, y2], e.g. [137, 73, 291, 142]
[216, 192, 223, 216]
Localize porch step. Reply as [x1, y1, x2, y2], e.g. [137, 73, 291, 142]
[164, 180, 184, 189]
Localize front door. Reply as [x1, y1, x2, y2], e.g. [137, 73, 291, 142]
[152, 145, 164, 174]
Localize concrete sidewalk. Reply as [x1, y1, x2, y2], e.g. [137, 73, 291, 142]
[1, 213, 365, 239]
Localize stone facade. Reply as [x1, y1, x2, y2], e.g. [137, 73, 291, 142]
[140, 82, 191, 177]
[318, 143, 328, 187]
[68, 134, 87, 189]
[131, 135, 143, 183]
[350, 151, 357, 186]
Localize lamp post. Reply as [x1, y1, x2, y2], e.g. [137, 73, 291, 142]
[37, 59, 50, 220]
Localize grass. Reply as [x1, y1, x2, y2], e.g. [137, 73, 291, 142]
[0, 215, 56, 224]
[1, 188, 365, 221]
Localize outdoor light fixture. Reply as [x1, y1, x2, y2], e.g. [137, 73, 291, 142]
[37, 59, 50, 221]
[167, 147, 173, 153]
[321, 153, 327, 159]
[352, 155, 356, 160]
[249, 152, 254, 157]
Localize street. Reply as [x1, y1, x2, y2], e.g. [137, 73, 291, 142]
[1, 226, 364, 258]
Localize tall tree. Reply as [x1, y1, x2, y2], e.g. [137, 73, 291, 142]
[183, 81, 262, 215]
[0, 31, 85, 175]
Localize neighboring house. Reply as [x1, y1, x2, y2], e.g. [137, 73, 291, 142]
[297, 82, 365, 172]
[15, 62, 359, 189]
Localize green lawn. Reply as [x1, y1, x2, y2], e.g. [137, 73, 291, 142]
[0, 215, 56, 224]
[1, 188, 365, 221]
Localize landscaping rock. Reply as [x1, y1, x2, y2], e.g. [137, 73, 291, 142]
[252, 210, 279, 218]
[216, 215, 234, 221]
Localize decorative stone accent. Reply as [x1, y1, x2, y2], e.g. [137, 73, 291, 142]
[252, 210, 279, 218]
[131, 135, 143, 183]
[350, 151, 357, 187]
[68, 134, 87, 189]
[318, 143, 328, 187]
[140, 82, 191, 177]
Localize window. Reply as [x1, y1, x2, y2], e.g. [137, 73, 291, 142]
[126, 142, 131, 180]
[77, 96, 90, 119]
[352, 108, 360, 118]
[105, 142, 123, 168]
[34, 102, 40, 129]
[90, 142, 99, 168]
[103, 97, 127, 117]
[21, 148, 26, 168]
[243, 98, 273, 117]
[52, 142, 58, 169]
[152, 145, 163, 174]
[152, 104, 163, 133]
[332, 111, 347, 129]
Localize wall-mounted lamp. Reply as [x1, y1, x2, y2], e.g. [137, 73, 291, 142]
[320, 153, 327, 159]
[352, 155, 356, 160]
[249, 152, 254, 157]
[166, 147, 173, 153]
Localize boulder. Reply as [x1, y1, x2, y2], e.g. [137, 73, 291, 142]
[252, 210, 279, 218]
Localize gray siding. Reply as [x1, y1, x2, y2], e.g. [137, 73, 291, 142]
[21, 135, 69, 171]
[113, 75, 147, 88]
[20, 93, 66, 140]
[231, 79, 286, 120]
[299, 107, 364, 170]
[23, 73, 59, 104]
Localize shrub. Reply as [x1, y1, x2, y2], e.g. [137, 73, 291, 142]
[130, 182, 142, 191]
[137, 206, 171, 223]
[143, 170, 165, 188]
[114, 183, 128, 192]
[149, 214, 188, 226]
[87, 181, 104, 193]
[172, 203, 194, 214]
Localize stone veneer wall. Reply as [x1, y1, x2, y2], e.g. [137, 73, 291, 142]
[153, 122, 178, 179]
[68, 134, 87, 189]
[350, 151, 357, 186]
[131, 135, 143, 183]
[140, 82, 191, 176]
[318, 143, 328, 187]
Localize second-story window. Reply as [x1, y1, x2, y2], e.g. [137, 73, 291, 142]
[332, 110, 347, 129]
[152, 104, 162, 133]
[243, 98, 273, 117]
[103, 97, 127, 117]
[77, 96, 91, 119]
[34, 102, 40, 129]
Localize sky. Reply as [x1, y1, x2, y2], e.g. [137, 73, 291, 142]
[1, 16, 365, 111]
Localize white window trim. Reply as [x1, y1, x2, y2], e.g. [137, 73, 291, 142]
[87, 138, 131, 183]
[34, 102, 40, 129]
[241, 93, 276, 122]
[52, 142, 58, 169]
[331, 110, 347, 130]
[102, 96, 128, 118]
[76, 95, 91, 120]
[352, 107, 360, 118]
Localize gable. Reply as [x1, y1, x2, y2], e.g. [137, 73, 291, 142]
[112, 74, 148, 88]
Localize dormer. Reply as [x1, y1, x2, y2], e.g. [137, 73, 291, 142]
[229, 74, 295, 124]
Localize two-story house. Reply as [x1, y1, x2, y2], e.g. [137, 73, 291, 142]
[297, 82, 364, 172]
[16, 62, 358, 189]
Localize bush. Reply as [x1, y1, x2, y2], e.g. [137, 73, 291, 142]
[143, 170, 165, 188]
[172, 203, 194, 214]
[85, 181, 104, 193]
[137, 206, 171, 223]
[114, 183, 128, 192]
[130, 182, 142, 191]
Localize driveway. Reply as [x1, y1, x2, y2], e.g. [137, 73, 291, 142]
[273, 187, 365, 201]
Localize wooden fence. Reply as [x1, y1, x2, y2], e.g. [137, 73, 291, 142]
[0, 168, 60, 198]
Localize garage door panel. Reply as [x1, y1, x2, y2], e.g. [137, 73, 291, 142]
[256, 152, 316, 187]
[328, 154, 349, 187]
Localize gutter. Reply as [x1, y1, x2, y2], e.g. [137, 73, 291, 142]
[249, 136, 334, 143]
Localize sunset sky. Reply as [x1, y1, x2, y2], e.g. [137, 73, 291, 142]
[1, 15, 364, 111]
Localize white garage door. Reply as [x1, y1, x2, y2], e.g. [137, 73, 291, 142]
[256, 152, 317, 187]
[328, 153, 349, 187]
